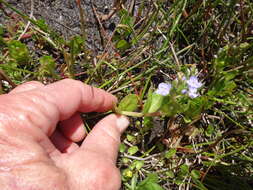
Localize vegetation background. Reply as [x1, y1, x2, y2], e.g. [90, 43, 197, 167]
[0, 0, 252, 189]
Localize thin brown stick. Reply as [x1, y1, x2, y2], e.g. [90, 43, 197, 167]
[0, 69, 17, 88]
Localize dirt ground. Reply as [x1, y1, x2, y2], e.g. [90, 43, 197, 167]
[1, 0, 120, 54]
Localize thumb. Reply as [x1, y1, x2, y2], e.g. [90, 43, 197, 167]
[80, 114, 129, 163]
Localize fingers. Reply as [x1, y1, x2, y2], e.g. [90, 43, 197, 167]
[9, 81, 44, 94]
[1, 79, 117, 137]
[80, 114, 129, 163]
[50, 130, 79, 153]
[59, 113, 86, 142]
[37, 79, 118, 120]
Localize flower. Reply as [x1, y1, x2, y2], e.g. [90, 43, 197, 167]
[181, 89, 187, 94]
[155, 82, 171, 96]
[181, 75, 203, 98]
[186, 76, 202, 89]
[188, 87, 199, 98]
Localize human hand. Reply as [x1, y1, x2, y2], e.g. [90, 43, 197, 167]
[0, 79, 129, 190]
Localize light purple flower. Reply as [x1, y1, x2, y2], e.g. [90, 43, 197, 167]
[181, 89, 187, 94]
[180, 75, 203, 98]
[155, 82, 171, 96]
[186, 76, 202, 89]
[188, 87, 199, 98]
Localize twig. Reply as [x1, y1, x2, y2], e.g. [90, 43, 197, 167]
[101, 8, 117, 21]
[0, 69, 17, 88]
[169, 42, 180, 70]
[109, 83, 134, 93]
[76, 0, 86, 40]
[122, 153, 162, 161]
[91, 1, 107, 48]
[18, 0, 34, 40]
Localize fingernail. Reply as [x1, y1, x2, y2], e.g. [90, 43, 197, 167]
[116, 115, 129, 133]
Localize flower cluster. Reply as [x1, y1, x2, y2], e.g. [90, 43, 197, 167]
[183, 76, 203, 98]
[155, 75, 203, 98]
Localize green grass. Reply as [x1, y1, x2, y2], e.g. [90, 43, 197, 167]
[0, 0, 253, 189]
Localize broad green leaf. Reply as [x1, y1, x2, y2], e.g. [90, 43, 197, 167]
[137, 173, 158, 185]
[148, 93, 164, 113]
[165, 148, 177, 159]
[161, 98, 182, 116]
[142, 88, 153, 114]
[118, 94, 139, 111]
[127, 146, 139, 155]
[137, 173, 163, 190]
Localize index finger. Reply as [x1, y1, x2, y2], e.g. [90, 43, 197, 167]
[41, 79, 117, 120]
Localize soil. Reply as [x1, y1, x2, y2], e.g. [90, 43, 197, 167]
[1, 0, 120, 54]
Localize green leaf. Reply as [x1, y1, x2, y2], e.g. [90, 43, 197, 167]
[191, 178, 208, 190]
[135, 160, 144, 170]
[0, 25, 3, 36]
[148, 93, 164, 113]
[142, 88, 153, 114]
[128, 146, 139, 155]
[69, 35, 85, 56]
[205, 124, 214, 137]
[119, 8, 134, 27]
[166, 171, 175, 178]
[137, 183, 164, 190]
[183, 96, 209, 119]
[165, 148, 177, 159]
[179, 164, 189, 175]
[142, 116, 153, 133]
[209, 77, 237, 97]
[160, 97, 182, 116]
[35, 19, 49, 32]
[138, 173, 158, 185]
[39, 55, 59, 78]
[118, 94, 139, 111]
[8, 40, 30, 64]
[191, 169, 201, 179]
[122, 158, 130, 164]
[116, 39, 130, 50]
[126, 134, 135, 142]
[130, 160, 144, 170]
[119, 143, 126, 153]
[0, 25, 5, 47]
[137, 173, 163, 190]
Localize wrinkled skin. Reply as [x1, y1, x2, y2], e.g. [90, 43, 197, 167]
[0, 79, 129, 190]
